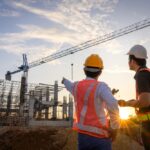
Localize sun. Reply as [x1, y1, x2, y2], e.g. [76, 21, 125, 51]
[119, 108, 130, 120]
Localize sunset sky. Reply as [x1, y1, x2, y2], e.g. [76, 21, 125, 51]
[0, 0, 150, 117]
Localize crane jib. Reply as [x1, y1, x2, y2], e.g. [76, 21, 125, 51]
[6, 18, 150, 78]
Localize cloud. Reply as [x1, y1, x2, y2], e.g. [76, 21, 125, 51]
[0, 42, 61, 67]
[60, 0, 119, 13]
[0, 24, 81, 54]
[100, 40, 123, 54]
[0, 20, 123, 56]
[139, 38, 150, 45]
[0, 39, 61, 61]
[12, 0, 118, 37]
[12, 2, 68, 26]
[0, 8, 20, 17]
[0, 25, 65, 64]
[17, 24, 80, 44]
[0, 0, 122, 66]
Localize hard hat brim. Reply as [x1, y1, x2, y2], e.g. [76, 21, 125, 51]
[126, 52, 148, 59]
[126, 45, 148, 59]
[126, 51, 132, 55]
[84, 67, 101, 72]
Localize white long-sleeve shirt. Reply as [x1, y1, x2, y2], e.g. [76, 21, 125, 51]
[63, 77, 120, 129]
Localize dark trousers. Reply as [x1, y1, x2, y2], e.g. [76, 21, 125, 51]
[78, 133, 112, 150]
[142, 122, 150, 150]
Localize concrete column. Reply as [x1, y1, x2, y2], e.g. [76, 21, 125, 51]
[29, 91, 35, 119]
[53, 81, 58, 119]
[62, 96, 67, 120]
[45, 86, 49, 119]
[6, 83, 13, 116]
[19, 76, 26, 116]
[68, 94, 73, 126]
[38, 90, 42, 119]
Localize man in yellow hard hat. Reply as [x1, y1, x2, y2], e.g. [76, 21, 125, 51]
[62, 54, 120, 150]
[118, 45, 150, 150]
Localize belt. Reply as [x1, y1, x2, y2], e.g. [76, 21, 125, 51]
[137, 113, 150, 122]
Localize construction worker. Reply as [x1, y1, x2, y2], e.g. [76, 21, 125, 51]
[118, 45, 150, 150]
[62, 54, 120, 150]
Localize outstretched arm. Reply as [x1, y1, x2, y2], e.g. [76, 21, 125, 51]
[62, 77, 74, 94]
[118, 92, 150, 107]
[118, 99, 137, 107]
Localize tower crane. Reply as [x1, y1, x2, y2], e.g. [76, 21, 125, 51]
[5, 18, 150, 80]
[4, 18, 150, 116]
[6, 54, 29, 80]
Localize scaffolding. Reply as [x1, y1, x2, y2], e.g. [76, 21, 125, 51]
[0, 79, 73, 126]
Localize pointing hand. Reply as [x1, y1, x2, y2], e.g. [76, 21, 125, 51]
[61, 77, 65, 84]
[118, 100, 127, 107]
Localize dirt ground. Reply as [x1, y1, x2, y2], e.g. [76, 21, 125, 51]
[0, 126, 144, 150]
[0, 127, 77, 150]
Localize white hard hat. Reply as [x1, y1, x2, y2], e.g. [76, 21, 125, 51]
[127, 45, 148, 59]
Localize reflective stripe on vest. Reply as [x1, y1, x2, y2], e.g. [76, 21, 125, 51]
[139, 68, 150, 72]
[76, 123, 108, 136]
[138, 113, 150, 122]
[94, 83, 109, 129]
[73, 80, 109, 137]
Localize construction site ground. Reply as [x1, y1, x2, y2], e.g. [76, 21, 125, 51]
[0, 125, 144, 150]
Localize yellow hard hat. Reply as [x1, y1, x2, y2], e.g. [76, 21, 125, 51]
[84, 54, 104, 69]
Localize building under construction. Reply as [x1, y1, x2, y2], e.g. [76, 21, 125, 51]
[0, 79, 73, 127]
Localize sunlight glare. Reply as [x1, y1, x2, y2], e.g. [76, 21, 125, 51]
[119, 108, 130, 120]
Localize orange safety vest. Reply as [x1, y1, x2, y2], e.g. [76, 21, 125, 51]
[72, 80, 109, 138]
[136, 68, 150, 122]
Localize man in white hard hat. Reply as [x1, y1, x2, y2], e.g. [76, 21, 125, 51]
[118, 45, 150, 150]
